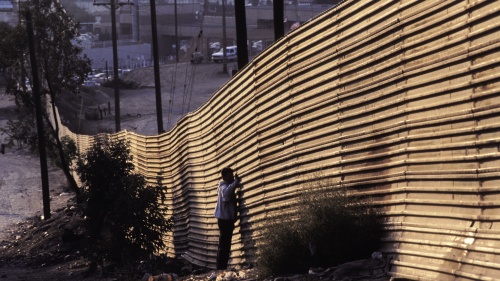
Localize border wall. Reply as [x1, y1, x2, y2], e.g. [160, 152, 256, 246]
[49, 1, 500, 279]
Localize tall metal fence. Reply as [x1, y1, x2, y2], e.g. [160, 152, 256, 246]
[50, 0, 500, 279]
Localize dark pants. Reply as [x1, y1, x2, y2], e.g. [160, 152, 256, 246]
[216, 219, 236, 270]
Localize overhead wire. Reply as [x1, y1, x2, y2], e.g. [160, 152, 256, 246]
[181, 29, 201, 116]
[161, 1, 206, 128]
[181, 58, 190, 116]
[181, 0, 207, 116]
[167, 60, 177, 129]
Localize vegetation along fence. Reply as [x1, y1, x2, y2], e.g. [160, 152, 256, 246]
[48, 0, 500, 280]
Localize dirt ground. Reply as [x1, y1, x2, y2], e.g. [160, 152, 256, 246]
[0, 61, 392, 280]
[57, 60, 236, 136]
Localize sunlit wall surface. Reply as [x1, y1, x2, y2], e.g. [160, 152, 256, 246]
[50, 1, 500, 279]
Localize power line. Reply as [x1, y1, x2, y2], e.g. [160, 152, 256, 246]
[93, 0, 134, 132]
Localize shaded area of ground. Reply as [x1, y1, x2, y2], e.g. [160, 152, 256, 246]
[1, 203, 391, 280]
[0, 200, 95, 281]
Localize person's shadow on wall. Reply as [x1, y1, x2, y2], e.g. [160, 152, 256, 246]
[236, 184, 257, 268]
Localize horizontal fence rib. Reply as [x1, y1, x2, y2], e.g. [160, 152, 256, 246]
[46, 0, 500, 279]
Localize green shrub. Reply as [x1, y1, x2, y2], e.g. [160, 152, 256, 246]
[49, 135, 77, 169]
[255, 215, 310, 277]
[76, 138, 173, 274]
[256, 176, 384, 277]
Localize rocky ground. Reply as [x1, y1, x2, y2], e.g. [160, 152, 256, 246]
[0, 61, 393, 280]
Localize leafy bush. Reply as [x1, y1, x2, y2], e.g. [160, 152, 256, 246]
[49, 135, 77, 169]
[256, 177, 384, 277]
[76, 138, 173, 274]
[1, 114, 38, 150]
[255, 214, 310, 277]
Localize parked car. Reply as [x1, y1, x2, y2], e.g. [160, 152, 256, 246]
[252, 40, 263, 51]
[211, 46, 237, 63]
[209, 42, 221, 50]
[121, 69, 132, 76]
[82, 80, 99, 87]
[92, 73, 108, 83]
[190, 52, 203, 64]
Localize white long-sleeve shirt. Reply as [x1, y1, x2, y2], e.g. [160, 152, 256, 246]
[214, 178, 240, 220]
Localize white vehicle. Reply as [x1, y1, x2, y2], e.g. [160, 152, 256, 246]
[209, 42, 221, 50]
[252, 40, 262, 51]
[79, 34, 92, 41]
[82, 80, 99, 87]
[211, 46, 237, 63]
[121, 69, 132, 76]
[92, 73, 108, 83]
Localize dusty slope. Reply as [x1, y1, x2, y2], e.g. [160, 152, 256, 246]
[0, 93, 69, 241]
[57, 61, 235, 136]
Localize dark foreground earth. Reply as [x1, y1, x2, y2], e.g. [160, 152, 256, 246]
[0, 198, 391, 281]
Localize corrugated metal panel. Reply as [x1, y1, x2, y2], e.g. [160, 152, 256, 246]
[46, 0, 500, 279]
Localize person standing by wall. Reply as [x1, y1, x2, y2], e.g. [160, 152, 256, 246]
[214, 167, 241, 270]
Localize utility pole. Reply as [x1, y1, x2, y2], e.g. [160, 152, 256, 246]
[93, 0, 133, 132]
[150, 0, 164, 134]
[174, 0, 179, 63]
[132, 0, 139, 41]
[222, 0, 228, 74]
[273, 0, 284, 40]
[234, 0, 248, 71]
[110, 0, 121, 132]
[25, 10, 51, 220]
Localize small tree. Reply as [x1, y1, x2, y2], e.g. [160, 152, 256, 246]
[296, 180, 384, 267]
[256, 176, 384, 277]
[1, 0, 92, 195]
[49, 135, 77, 169]
[76, 138, 173, 274]
[255, 213, 310, 277]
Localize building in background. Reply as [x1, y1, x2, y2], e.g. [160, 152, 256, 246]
[0, 0, 340, 68]
[0, 0, 17, 25]
[87, 0, 340, 63]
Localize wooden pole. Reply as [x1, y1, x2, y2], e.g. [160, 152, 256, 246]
[174, 0, 179, 63]
[273, 0, 284, 40]
[110, 0, 121, 132]
[150, 0, 164, 134]
[222, 0, 228, 74]
[25, 10, 51, 220]
[235, 0, 249, 70]
[94, 0, 131, 132]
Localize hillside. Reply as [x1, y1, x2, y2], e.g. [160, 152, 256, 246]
[57, 61, 235, 136]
